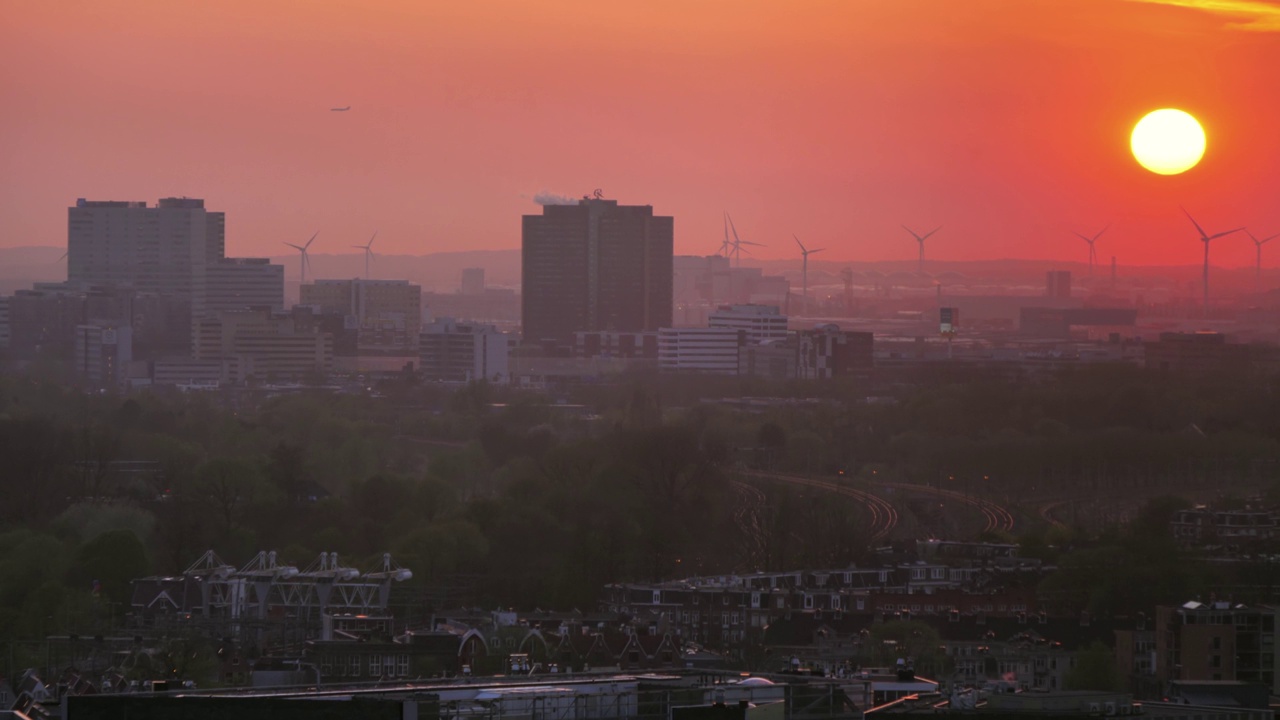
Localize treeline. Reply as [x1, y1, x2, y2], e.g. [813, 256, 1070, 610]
[0, 375, 866, 646]
[3, 363, 1280, 648]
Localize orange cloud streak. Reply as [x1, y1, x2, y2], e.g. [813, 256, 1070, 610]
[1127, 0, 1280, 30]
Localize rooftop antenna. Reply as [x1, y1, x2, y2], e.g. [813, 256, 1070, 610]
[726, 213, 765, 268]
[284, 231, 319, 287]
[352, 230, 377, 280]
[794, 234, 825, 315]
[1072, 225, 1108, 276]
[902, 225, 941, 274]
[1247, 230, 1280, 295]
[1181, 207, 1244, 318]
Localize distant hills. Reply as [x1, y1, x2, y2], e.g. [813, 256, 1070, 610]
[269, 248, 523, 292]
[2, 245, 1275, 297]
[0, 246, 526, 296]
[0, 246, 65, 294]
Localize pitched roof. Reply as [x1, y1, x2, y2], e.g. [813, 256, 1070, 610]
[761, 612, 1119, 651]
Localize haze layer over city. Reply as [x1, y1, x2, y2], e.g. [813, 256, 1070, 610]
[4, 2, 1280, 719]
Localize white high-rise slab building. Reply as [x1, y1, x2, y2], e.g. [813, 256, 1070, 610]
[66, 198, 283, 323]
[68, 198, 224, 314]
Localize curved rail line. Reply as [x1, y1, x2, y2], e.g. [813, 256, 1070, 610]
[740, 471, 900, 541]
[1038, 499, 1069, 529]
[874, 480, 1015, 534]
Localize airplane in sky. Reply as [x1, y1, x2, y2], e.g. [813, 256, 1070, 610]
[330, 106, 351, 112]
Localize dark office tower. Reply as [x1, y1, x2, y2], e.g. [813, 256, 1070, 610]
[1046, 270, 1072, 299]
[522, 198, 673, 345]
[461, 267, 485, 295]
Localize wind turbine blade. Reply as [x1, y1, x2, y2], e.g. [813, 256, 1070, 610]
[1264, 233, 1280, 244]
[352, 245, 364, 249]
[1208, 227, 1245, 241]
[739, 240, 766, 247]
[922, 226, 941, 240]
[794, 234, 806, 253]
[728, 214, 743, 245]
[368, 230, 378, 247]
[1072, 231, 1094, 243]
[1094, 224, 1110, 241]
[810, 248, 826, 254]
[1180, 206, 1209, 240]
[285, 242, 304, 251]
[1247, 230, 1259, 244]
[902, 225, 921, 240]
[58, 250, 68, 261]
[304, 231, 319, 249]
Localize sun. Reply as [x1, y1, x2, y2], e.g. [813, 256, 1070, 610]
[1130, 109, 1206, 175]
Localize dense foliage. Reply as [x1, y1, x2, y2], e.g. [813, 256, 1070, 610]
[2, 362, 1280, 666]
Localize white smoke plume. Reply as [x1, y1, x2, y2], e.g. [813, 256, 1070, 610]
[532, 191, 580, 206]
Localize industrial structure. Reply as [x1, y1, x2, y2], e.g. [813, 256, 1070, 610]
[131, 550, 413, 647]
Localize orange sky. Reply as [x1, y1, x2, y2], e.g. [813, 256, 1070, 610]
[3, 0, 1279, 267]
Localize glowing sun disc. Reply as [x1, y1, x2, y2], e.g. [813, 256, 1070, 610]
[1130, 108, 1205, 175]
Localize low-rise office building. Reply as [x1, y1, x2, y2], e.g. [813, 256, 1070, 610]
[709, 304, 788, 343]
[419, 318, 510, 383]
[206, 257, 285, 315]
[193, 309, 333, 380]
[658, 327, 744, 374]
[1155, 601, 1278, 692]
[797, 325, 873, 379]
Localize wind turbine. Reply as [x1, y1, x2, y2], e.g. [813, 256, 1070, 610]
[794, 234, 825, 314]
[718, 213, 733, 257]
[1181, 207, 1243, 317]
[352, 230, 377, 280]
[902, 225, 941, 274]
[726, 214, 765, 267]
[1072, 225, 1109, 276]
[1247, 230, 1280, 293]
[1244, 229, 1274, 278]
[284, 231, 319, 286]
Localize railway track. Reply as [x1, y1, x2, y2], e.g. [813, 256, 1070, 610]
[1038, 499, 1069, 529]
[875, 480, 1015, 534]
[740, 471, 900, 541]
[741, 471, 1016, 536]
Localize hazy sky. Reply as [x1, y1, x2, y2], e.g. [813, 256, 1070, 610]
[3, 0, 1279, 266]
